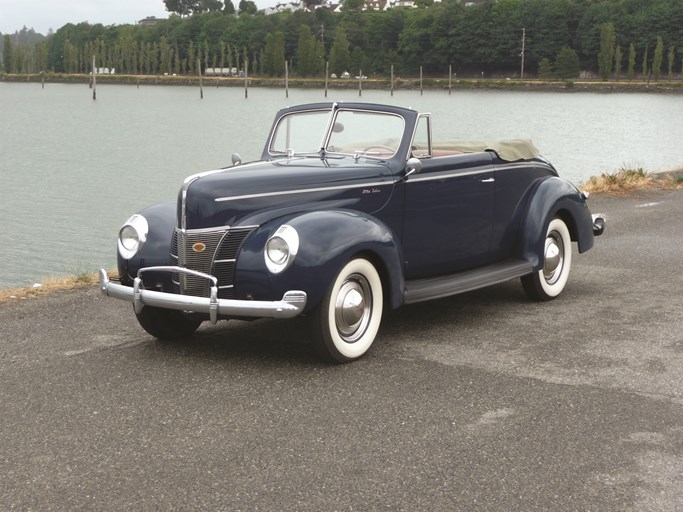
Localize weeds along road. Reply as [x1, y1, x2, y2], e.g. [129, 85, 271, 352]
[1, 189, 682, 511]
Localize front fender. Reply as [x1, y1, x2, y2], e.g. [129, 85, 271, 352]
[517, 177, 594, 270]
[234, 210, 405, 312]
[117, 201, 177, 288]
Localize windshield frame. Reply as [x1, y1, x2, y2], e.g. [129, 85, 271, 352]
[267, 104, 407, 161]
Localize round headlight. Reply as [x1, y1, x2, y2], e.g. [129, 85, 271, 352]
[120, 225, 140, 251]
[264, 225, 299, 274]
[266, 236, 289, 265]
[117, 214, 149, 260]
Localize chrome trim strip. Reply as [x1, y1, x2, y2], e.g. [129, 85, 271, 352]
[182, 161, 264, 186]
[214, 259, 236, 264]
[494, 162, 544, 171]
[215, 181, 394, 202]
[180, 176, 200, 232]
[99, 268, 306, 321]
[408, 167, 493, 183]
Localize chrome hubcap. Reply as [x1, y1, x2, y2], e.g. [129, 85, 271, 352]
[543, 232, 564, 285]
[335, 274, 372, 343]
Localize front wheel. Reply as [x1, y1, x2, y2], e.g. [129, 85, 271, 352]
[310, 258, 384, 363]
[135, 306, 202, 340]
[521, 217, 573, 301]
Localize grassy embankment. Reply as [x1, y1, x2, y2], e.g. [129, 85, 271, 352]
[1, 166, 681, 304]
[0, 271, 111, 305]
[580, 165, 683, 195]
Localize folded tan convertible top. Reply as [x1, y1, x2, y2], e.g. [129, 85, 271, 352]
[433, 139, 541, 162]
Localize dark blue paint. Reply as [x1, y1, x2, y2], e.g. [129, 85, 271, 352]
[116, 102, 598, 316]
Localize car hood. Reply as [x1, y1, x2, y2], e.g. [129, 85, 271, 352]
[180, 156, 397, 230]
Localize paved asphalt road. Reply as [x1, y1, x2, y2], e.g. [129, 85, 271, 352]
[1, 189, 682, 511]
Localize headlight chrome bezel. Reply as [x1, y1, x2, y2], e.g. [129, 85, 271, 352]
[117, 214, 149, 260]
[265, 225, 299, 274]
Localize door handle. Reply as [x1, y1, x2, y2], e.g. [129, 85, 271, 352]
[480, 177, 495, 183]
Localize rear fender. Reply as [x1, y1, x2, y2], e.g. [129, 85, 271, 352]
[234, 210, 405, 311]
[517, 177, 594, 270]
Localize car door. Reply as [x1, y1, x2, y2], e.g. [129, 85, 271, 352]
[402, 151, 496, 280]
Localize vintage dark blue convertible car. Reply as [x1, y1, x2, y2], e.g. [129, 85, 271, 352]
[100, 102, 604, 362]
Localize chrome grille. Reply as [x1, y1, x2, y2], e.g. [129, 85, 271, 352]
[171, 226, 255, 298]
[172, 228, 228, 296]
[212, 227, 255, 299]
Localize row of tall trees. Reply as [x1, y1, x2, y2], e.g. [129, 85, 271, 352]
[599, 22, 679, 81]
[1, 0, 682, 79]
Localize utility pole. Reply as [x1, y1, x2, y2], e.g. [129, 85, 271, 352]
[520, 27, 526, 79]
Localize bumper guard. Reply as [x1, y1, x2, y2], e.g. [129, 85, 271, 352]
[592, 214, 606, 236]
[98, 267, 307, 325]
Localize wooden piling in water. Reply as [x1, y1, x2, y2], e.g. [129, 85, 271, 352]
[420, 66, 423, 96]
[325, 61, 329, 98]
[244, 59, 249, 99]
[448, 65, 452, 95]
[391, 65, 394, 96]
[197, 58, 203, 99]
[92, 55, 96, 100]
[358, 69, 362, 97]
[285, 60, 289, 98]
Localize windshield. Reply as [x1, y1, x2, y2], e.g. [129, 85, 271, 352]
[270, 110, 330, 155]
[269, 108, 405, 159]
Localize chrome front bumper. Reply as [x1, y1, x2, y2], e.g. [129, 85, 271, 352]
[98, 267, 307, 324]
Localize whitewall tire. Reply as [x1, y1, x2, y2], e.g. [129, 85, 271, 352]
[522, 217, 572, 301]
[311, 258, 384, 363]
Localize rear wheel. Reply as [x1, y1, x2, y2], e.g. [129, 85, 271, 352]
[310, 258, 383, 363]
[135, 306, 202, 340]
[522, 217, 572, 301]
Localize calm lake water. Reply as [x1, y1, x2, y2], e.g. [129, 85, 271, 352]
[1, 82, 682, 289]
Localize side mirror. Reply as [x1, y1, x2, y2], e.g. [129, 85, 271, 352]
[403, 157, 422, 181]
[231, 153, 242, 166]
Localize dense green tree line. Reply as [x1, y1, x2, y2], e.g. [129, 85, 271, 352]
[1, 0, 682, 79]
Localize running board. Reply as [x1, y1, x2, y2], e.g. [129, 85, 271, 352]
[404, 259, 533, 305]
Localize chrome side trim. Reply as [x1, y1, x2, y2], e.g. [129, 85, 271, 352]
[494, 162, 547, 172]
[215, 181, 393, 202]
[180, 176, 199, 232]
[408, 167, 493, 183]
[182, 161, 264, 186]
[99, 268, 307, 323]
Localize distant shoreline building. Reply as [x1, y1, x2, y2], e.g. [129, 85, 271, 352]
[264, 0, 459, 13]
[140, 0, 471, 20]
[137, 16, 165, 26]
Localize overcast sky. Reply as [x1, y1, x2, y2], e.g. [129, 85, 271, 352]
[0, 0, 271, 35]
